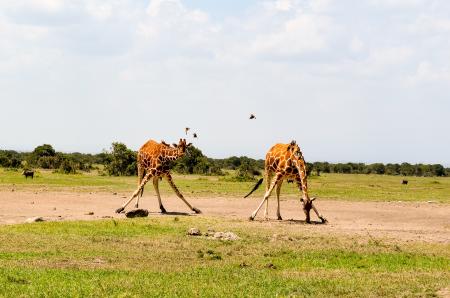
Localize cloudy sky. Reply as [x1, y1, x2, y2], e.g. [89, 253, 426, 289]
[1, 0, 449, 164]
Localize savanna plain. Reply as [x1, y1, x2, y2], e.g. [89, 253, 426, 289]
[0, 169, 449, 297]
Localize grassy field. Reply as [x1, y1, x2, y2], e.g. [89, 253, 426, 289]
[1, 168, 449, 202]
[0, 217, 448, 297]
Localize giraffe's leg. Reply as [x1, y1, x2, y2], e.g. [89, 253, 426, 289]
[295, 176, 312, 223]
[311, 203, 327, 223]
[263, 171, 273, 220]
[276, 179, 283, 220]
[250, 174, 282, 221]
[115, 172, 153, 213]
[153, 176, 166, 213]
[135, 166, 146, 208]
[165, 173, 201, 214]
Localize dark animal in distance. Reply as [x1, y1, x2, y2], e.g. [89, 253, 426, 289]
[249, 114, 256, 119]
[23, 170, 34, 179]
[402, 180, 408, 185]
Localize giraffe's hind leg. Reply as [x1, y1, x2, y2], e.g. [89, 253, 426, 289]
[165, 173, 201, 214]
[250, 173, 282, 221]
[116, 172, 153, 213]
[276, 179, 283, 220]
[153, 176, 166, 213]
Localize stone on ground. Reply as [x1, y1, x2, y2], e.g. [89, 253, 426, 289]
[125, 209, 149, 218]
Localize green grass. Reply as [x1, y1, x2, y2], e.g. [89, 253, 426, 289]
[1, 168, 449, 202]
[0, 217, 448, 297]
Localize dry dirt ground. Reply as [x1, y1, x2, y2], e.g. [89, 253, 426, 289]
[0, 190, 449, 243]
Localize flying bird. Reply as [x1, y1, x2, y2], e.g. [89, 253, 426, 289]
[185, 127, 190, 135]
[193, 133, 198, 138]
[249, 114, 256, 119]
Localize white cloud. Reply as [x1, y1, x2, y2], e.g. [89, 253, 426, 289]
[248, 13, 333, 57]
[369, 0, 425, 8]
[349, 36, 364, 53]
[1, 0, 450, 163]
[407, 61, 450, 84]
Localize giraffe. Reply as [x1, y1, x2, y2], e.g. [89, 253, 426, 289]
[115, 138, 201, 214]
[244, 140, 326, 223]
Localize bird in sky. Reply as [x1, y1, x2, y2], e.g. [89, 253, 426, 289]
[193, 133, 198, 138]
[249, 114, 256, 119]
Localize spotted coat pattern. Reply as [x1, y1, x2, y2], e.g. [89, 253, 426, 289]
[115, 139, 201, 214]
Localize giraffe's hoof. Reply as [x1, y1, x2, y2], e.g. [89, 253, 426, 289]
[134, 204, 139, 208]
[277, 216, 283, 221]
[192, 207, 202, 214]
[160, 206, 167, 214]
[249, 216, 255, 221]
[320, 216, 328, 223]
[115, 207, 125, 214]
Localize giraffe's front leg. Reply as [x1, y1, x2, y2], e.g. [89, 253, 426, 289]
[116, 172, 153, 213]
[165, 173, 201, 214]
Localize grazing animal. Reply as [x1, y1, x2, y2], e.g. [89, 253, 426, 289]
[245, 141, 326, 223]
[402, 180, 408, 185]
[115, 139, 201, 214]
[22, 170, 34, 179]
[249, 114, 256, 119]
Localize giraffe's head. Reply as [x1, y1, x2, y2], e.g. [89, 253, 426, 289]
[300, 197, 315, 223]
[172, 138, 192, 156]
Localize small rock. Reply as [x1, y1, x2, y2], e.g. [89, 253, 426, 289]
[213, 231, 240, 241]
[85, 212, 94, 215]
[25, 217, 45, 223]
[187, 228, 201, 236]
[427, 201, 436, 204]
[125, 209, 149, 218]
[113, 192, 117, 195]
[53, 207, 56, 211]
[102, 216, 113, 219]
[204, 228, 215, 236]
[265, 262, 277, 269]
[239, 262, 250, 268]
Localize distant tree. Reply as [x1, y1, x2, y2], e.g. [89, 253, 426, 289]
[400, 163, 414, 176]
[369, 163, 385, 175]
[431, 164, 446, 177]
[104, 142, 137, 176]
[33, 144, 56, 158]
[385, 163, 400, 175]
[173, 146, 204, 174]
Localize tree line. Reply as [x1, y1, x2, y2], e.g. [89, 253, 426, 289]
[0, 143, 448, 178]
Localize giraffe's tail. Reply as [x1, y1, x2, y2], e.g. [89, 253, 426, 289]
[244, 178, 264, 198]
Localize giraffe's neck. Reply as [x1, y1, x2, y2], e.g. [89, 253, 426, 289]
[294, 157, 309, 200]
[162, 148, 184, 162]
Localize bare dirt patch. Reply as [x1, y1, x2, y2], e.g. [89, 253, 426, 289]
[0, 190, 449, 243]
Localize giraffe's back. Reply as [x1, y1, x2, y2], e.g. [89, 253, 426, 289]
[137, 139, 170, 167]
[265, 143, 299, 177]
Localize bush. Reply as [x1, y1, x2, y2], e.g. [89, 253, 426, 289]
[104, 143, 137, 176]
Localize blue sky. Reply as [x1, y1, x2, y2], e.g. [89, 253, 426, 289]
[0, 0, 449, 164]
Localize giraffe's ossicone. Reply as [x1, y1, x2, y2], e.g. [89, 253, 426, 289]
[115, 139, 201, 214]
